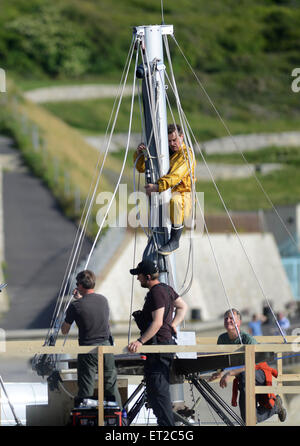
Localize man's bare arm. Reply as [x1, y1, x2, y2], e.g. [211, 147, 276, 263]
[171, 297, 188, 335]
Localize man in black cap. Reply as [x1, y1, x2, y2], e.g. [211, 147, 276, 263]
[127, 259, 188, 426]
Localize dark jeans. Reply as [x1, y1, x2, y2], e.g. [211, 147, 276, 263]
[238, 369, 277, 423]
[77, 340, 122, 408]
[144, 341, 175, 426]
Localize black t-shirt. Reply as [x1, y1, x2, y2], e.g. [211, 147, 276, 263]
[65, 293, 111, 346]
[141, 283, 179, 344]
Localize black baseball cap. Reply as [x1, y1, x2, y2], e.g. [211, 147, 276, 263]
[130, 259, 158, 276]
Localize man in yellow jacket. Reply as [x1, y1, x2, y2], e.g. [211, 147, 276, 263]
[134, 124, 196, 255]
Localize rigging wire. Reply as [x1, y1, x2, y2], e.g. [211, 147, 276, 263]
[40, 34, 137, 349]
[140, 41, 164, 181]
[52, 38, 135, 332]
[84, 42, 140, 270]
[56, 35, 137, 312]
[171, 35, 298, 251]
[162, 35, 197, 295]
[161, 0, 165, 24]
[163, 33, 274, 342]
[69, 34, 137, 281]
[137, 37, 170, 256]
[43, 25, 289, 355]
[61, 34, 138, 290]
[128, 198, 139, 344]
[164, 72, 236, 319]
[162, 73, 195, 296]
[59, 40, 139, 348]
[190, 127, 286, 341]
[162, 94, 195, 296]
[128, 154, 146, 343]
[179, 92, 287, 342]
[128, 38, 171, 340]
[195, 193, 243, 344]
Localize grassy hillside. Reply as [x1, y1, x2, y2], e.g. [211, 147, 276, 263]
[1, 0, 299, 123]
[197, 145, 300, 212]
[1, 0, 300, 218]
[42, 95, 300, 143]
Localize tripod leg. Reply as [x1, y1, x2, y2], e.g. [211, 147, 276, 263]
[124, 380, 147, 426]
[127, 391, 146, 425]
[196, 378, 245, 426]
[123, 381, 145, 411]
[191, 378, 235, 426]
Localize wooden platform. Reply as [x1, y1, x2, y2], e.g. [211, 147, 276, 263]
[2, 335, 300, 426]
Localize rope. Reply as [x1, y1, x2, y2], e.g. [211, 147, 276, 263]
[128, 154, 145, 343]
[162, 34, 285, 342]
[160, 0, 165, 25]
[160, 36, 197, 295]
[164, 37, 199, 261]
[162, 71, 195, 296]
[186, 113, 286, 342]
[195, 193, 243, 344]
[137, 40, 169, 254]
[60, 46, 139, 347]
[171, 35, 298, 252]
[43, 27, 287, 356]
[84, 44, 139, 269]
[164, 126, 195, 294]
[41, 34, 138, 348]
[162, 34, 242, 340]
[139, 46, 163, 181]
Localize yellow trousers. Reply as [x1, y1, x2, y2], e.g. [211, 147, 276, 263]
[170, 191, 193, 227]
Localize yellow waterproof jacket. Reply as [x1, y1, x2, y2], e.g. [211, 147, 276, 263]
[133, 143, 196, 194]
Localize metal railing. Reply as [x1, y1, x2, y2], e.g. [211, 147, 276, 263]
[2, 336, 300, 426]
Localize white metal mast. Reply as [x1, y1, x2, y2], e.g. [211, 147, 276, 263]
[134, 24, 175, 283]
[133, 23, 185, 417]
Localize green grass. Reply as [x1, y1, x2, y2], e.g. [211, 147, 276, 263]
[109, 145, 300, 213]
[199, 145, 300, 165]
[2, 0, 300, 219]
[2, 0, 300, 125]
[196, 164, 300, 213]
[2, 80, 300, 223]
[42, 95, 300, 143]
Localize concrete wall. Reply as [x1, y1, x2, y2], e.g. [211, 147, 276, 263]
[95, 230, 294, 323]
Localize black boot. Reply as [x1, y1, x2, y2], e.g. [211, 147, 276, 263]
[158, 225, 183, 256]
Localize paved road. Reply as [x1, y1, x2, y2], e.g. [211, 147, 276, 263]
[24, 84, 135, 103]
[0, 137, 92, 330]
[25, 83, 300, 156]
